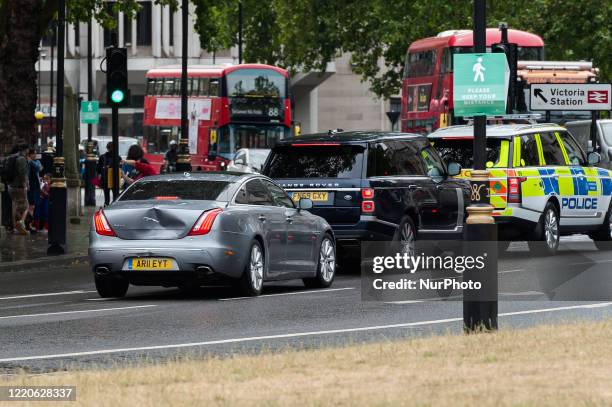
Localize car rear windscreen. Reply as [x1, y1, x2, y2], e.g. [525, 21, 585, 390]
[266, 145, 365, 178]
[120, 180, 231, 201]
[433, 138, 504, 168]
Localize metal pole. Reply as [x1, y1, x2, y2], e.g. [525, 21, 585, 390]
[590, 111, 598, 153]
[48, 0, 67, 255]
[238, 0, 243, 64]
[84, 18, 96, 206]
[112, 106, 119, 198]
[463, 0, 498, 332]
[176, 0, 192, 172]
[50, 25, 55, 139]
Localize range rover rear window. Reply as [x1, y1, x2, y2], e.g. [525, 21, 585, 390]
[266, 145, 364, 178]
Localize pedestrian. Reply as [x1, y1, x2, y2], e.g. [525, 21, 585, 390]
[5, 143, 30, 235]
[97, 142, 115, 206]
[122, 144, 157, 187]
[35, 173, 51, 231]
[26, 148, 42, 232]
[163, 140, 178, 173]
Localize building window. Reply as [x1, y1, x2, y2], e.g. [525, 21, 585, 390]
[136, 1, 152, 46]
[124, 14, 133, 46]
[169, 11, 174, 46]
[103, 2, 117, 47]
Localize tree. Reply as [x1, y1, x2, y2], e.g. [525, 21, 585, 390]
[191, 0, 610, 99]
[0, 0, 177, 154]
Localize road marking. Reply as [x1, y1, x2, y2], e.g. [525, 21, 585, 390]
[385, 300, 425, 304]
[1, 302, 611, 363]
[219, 287, 355, 301]
[0, 305, 157, 321]
[0, 291, 96, 301]
[567, 259, 612, 266]
[499, 269, 525, 274]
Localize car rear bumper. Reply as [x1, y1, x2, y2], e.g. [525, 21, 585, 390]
[331, 215, 398, 248]
[89, 232, 247, 285]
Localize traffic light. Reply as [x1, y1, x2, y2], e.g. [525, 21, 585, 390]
[106, 47, 129, 107]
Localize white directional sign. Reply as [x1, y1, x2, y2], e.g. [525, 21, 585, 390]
[530, 84, 611, 111]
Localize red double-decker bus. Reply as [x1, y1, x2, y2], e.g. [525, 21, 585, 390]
[143, 64, 292, 171]
[400, 29, 544, 134]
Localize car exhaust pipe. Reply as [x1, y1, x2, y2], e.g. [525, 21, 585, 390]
[95, 266, 111, 275]
[196, 266, 213, 274]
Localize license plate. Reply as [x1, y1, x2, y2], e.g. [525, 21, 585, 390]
[125, 258, 176, 271]
[291, 191, 329, 202]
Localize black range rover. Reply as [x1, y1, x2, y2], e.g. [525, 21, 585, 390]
[262, 131, 470, 253]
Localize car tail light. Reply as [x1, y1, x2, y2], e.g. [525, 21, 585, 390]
[361, 188, 375, 213]
[507, 177, 526, 203]
[94, 210, 116, 237]
[361, 188, 374, 199]
[362, 200, 375, 213]
[188, 208, 223, 236]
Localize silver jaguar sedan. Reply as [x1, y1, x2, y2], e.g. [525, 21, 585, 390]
[89, 172, 336, 298]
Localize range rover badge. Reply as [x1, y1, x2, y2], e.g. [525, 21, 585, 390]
[344, 195, 352, 201]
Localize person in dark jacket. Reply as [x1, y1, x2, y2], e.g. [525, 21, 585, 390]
[97, 142, 116, 206]
[7, 143, 29, 234]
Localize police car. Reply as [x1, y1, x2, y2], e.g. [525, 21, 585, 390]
[429, 124, 611, 254]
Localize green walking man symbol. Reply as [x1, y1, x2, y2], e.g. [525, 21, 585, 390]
[473, 57, 486, 82]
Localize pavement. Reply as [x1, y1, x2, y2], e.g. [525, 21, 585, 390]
[0, 188, 104, 272]
[1, 237, 612, 373]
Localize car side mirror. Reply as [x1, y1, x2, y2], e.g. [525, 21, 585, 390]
[298, 198, 313, 211]
[447, 162, 462, 176]
[587, 151, 601, 166]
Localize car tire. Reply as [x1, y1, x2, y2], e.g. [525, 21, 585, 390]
[393, 216, 417, 255]
[239, 241, 265, 296]
[94, 274, 129, 298]
[528, 202, 560, 256]
[498, 240, 511, 253]
[303, 234, 336, 288]
[591, 204, 612, 250]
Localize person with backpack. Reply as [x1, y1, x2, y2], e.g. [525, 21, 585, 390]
[2, 143, 30, 235]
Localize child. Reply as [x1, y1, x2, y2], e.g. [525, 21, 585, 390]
[35, 173, 51, 231]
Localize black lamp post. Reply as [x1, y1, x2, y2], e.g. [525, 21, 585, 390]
[48, 0, 67, 255]
[175, 0, 192, 172]
[463, 0, 498, 332]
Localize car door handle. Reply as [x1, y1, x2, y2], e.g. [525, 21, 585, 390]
[258, 215, 266, 222]
[409, 184, 421, 191]
[286, 216, 294, 223]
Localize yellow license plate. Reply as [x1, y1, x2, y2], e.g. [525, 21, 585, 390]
[128, 258, 174, 271]
[291, 191, 329, 202]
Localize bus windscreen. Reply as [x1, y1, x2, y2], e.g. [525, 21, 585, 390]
[225, 69, 286, 98]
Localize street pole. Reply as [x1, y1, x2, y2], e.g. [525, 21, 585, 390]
[110, 32, 120, 200]
[176, 0, 192, 172]
[84, 18, 96, 206]
[50, 24, 55, 141]
[238, 0, 243, 64]
[590, 110, 599, 153]
[463, 0, 498, 332]
[48, 0, 67, 255]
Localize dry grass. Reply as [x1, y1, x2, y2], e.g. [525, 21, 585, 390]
[4, 320, 612, 406]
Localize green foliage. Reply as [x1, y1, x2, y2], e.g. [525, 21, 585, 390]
[191, 0, 611, 99]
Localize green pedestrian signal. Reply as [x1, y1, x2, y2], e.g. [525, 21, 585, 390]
[111, 90, 125, 104]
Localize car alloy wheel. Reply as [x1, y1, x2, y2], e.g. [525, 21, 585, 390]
[544, 208, 559, 250]
[319, 237, 336, 283]
[249, 243, 264, 292]
[303, 234, 336, 288]
[399, 220, 416, 256]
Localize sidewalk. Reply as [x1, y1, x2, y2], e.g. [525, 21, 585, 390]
[0, 207, 96, 273]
